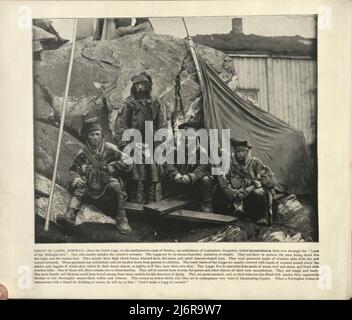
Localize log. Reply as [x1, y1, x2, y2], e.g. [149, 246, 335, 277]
[166, 209, 237, 224]
[143, 194, 196, 215]
[128, 198, 236, 224]
[125, 202, 144, 215]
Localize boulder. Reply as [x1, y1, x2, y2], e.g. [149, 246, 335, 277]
[34, 174, 156, 242]
[33, 80, 55, 121]
[35, 173, 122, 227]
[33, 33, 234, 135]
[34, 121, 83, 187]
[76, 204, 116, 226]
[262, 230, 304, 242]
[35, 173, 71, 221]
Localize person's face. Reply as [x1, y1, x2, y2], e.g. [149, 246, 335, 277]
[134, 81, 148, 94]
[88, 130, 102, 147]
[234, 148, 249, 163]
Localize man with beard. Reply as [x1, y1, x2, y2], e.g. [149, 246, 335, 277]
[114, 72, 166, 203]
[218, 140, 277, 225]
[163, 120, 214, 212]
[57, 119, 134, 233]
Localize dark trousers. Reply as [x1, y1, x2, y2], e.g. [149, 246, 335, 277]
[69, 181, 126, 218]
[172, 176, 214, 202]
[127, 180, 157, 204]
[242, 189, 269, 221]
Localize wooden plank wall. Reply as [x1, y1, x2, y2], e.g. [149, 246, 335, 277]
[231, 55, 317, 145]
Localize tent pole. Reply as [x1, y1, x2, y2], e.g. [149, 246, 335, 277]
[44, 19, 78, 232]
[181, 17, 204, 92]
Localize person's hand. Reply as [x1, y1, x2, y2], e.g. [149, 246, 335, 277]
[76, 178, 86, 188]
[121, 153, 133, 166]
[253, 180, 262, 189]
[233, 189, 245, 201]
[142, 143, 151, 159]
[106, 164, 115, 174]
[182, 175, 191, 184]
[0, 284, 8, 300]
[174, 173, 183, 183]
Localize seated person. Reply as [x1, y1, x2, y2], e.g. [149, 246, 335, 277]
[56, 118, 134, 233]
[163, 120, 214, 212]
[94, 18, 154, 40]
[218, 140, 276, 225]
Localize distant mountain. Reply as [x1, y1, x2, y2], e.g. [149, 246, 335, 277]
[192, 32, 316, 57]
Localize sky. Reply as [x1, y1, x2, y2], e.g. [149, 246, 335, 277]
[52, 15, 316, 40]
[152, 15, 316, 38]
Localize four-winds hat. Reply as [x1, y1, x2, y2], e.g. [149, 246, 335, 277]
[131, 72, 153, 85]
[81, 116, 102, 136]
[230, 139, 252, 150]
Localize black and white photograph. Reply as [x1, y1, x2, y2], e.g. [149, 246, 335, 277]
[33, 15, 318, 243]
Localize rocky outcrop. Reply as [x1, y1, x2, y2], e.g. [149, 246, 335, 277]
[35, 173, 71, 222]
[34, 121, 83, 187]
[33, 33, 234, 137]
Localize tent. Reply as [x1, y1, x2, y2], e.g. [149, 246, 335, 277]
[197, 54, 314, 195]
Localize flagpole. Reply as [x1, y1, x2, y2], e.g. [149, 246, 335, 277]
[44, 19, 78, 232]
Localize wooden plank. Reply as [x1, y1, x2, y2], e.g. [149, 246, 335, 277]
[143, 194, 196, 215]
[124, 202, 144, 215]
[165, 209, 237, 224]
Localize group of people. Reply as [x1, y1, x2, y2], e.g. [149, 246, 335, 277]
[56, 72, 277, 234]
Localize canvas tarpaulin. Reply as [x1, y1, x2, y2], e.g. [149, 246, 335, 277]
[197, 55, 314, 195]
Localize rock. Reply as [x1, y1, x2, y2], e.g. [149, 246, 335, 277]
[33, 78, 110, 138]
[34, 121, 83, 187]
[276, 194, 302, 215]
[263, 231, 287, 242]
[33, 33, 234, 135]
[262, 230, 305, 242]
[35, 173, 71, 222]
[50, 94, 110, 138]
[197, 225, 241, 242]
[277, 207, 313, 239]
[275, 194, 314, 239]
[35, 172, 69, 196]
[33, 80, 55, 121]
[35, 174, 122, 229]
[76, 204, 116, 226]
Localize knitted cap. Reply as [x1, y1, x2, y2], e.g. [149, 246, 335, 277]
[131, 72, 153, 84]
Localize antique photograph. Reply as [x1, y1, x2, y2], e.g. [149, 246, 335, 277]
[33, 15, 318, 243]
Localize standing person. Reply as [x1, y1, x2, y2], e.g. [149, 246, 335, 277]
[218, 140, 277, 225]
[114, 72, 167, 203]
[57, 119, 134, 233]
[164, 121, 214, 212]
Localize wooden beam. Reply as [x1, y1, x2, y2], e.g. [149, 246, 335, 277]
[124, 202, 144, 215]
[166, 209, 237, 224]
[127, 198, 236, 225]
[143, 194, 197, 215]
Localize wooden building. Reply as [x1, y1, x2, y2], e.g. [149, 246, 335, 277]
[230, 53, 316, 145]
